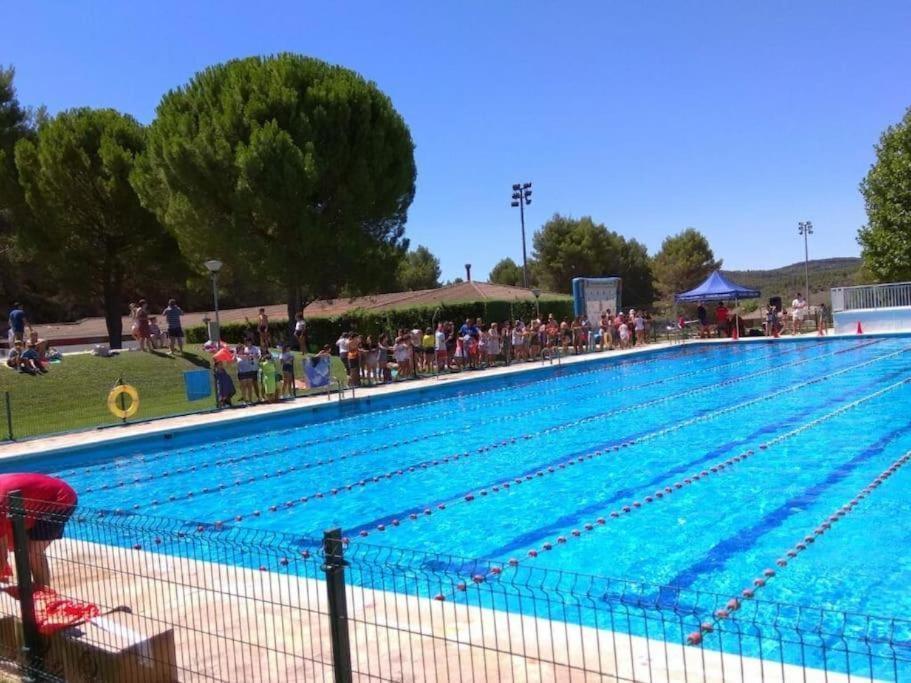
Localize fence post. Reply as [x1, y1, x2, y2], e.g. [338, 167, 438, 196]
[291, 359, 297, 399]
[4, 391, 12, 441]
[322, 528, 352, 683]
[9, 490, 43, 682]
[212, 367, 220, 411]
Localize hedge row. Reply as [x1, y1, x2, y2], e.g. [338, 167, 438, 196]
[184, 298, 575, 350]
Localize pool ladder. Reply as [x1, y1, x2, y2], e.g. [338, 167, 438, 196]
[326, 378, 350, 401]
[541, 348, 563, 366]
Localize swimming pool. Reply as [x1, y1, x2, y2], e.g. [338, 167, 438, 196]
[9, 337, 911, 678]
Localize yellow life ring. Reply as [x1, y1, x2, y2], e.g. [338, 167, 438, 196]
[107, 384, 140, 419]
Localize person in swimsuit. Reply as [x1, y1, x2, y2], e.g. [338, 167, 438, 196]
[257, 308, 270, 348]
[128, 303, 140, 343]
[347, 333, 361, 387]
[0, 473, 77, 587]
[136, 299, 151, 351]
[294, 313, 308, 353]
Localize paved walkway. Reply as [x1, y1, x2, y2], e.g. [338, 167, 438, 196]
[35, 539, 866, 682]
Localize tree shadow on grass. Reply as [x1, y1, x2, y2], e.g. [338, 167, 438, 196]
[148, 349, 211, 369]
[179, 351, 212, 369]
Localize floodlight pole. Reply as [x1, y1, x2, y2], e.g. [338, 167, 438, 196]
[511, 182, 533, 288]
[798, 221, 813, 303]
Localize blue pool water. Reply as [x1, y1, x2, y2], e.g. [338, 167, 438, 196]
[9, 337, 911, 678]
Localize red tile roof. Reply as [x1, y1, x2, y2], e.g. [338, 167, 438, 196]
[302, 281, 562, 317]
[31, 282, 565, 342]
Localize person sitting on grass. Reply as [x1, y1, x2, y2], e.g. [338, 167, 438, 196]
[27, 330, 48, 361]
[19, 343, 46, 374]
[5, 341, 22, 371]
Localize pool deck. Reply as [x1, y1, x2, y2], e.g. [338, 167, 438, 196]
[0, 330, 850, 462]
[33, 540, 876, 683]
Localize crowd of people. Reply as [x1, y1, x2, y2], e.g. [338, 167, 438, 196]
[4, 302, 54, 374]
[690, 293, 828, 339]
[335, 310, 657, 387]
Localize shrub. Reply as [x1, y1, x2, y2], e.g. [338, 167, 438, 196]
[185, 298, 574, 350]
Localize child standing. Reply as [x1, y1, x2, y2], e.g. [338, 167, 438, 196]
[619, 319, 631, 349]
[280, 344, 295, 398]
[260, 353, 279, 402]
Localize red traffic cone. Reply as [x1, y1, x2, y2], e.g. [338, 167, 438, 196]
[856, 321, 863, 334]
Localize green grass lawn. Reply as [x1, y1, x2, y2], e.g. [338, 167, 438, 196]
[0, 346, 348, 441]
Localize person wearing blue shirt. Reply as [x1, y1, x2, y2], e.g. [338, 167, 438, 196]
[8, 303, 28, 342]
[162, 298, 184, 354]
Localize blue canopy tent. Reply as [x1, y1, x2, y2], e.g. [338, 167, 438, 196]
[674, 271, 760, 303]
[675, 271, 760, 337]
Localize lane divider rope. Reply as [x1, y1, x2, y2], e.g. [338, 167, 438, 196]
[687, 448, 911, 646]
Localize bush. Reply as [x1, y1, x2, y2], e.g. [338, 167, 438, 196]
[185, 298, 574, 350]
[304, 298, 574, 350]
[185, 297, 573, 351]
[184, 320, 293, 346]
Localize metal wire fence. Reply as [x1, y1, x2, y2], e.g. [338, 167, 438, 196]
[0, 358, 348, 442]
[0, 499, 907, 682]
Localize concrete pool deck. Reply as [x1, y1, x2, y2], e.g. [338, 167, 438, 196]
[20, 539, 878, 682]
[0, 330, 850, 463]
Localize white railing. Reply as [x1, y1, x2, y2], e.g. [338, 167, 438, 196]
[831, 282, 911, 312]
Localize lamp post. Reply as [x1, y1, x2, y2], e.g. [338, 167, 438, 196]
[798, 221, 813, 303]
[204, 259, 223, 342]
[511, 182, 533, 288]
[531, 287, 541, 320]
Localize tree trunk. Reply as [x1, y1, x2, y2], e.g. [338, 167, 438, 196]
[102, 269, 124, 349]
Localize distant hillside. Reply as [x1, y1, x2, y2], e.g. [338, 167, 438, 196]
[723, 257, 862, 305]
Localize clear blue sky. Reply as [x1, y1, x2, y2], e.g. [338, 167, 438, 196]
[6, 1, 911, 282]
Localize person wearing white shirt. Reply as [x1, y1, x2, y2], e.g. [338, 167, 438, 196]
[434, 324, 447, 372]
[791, 293, 808, 334]
[336, 333, 350, 372]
